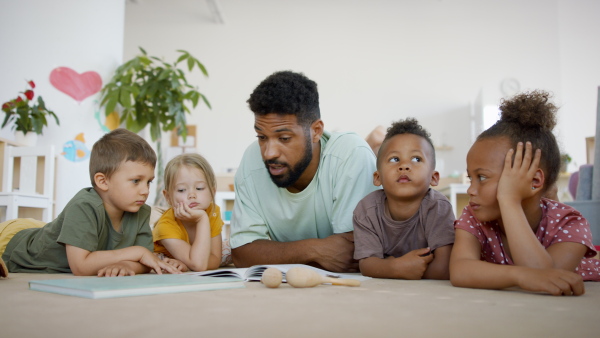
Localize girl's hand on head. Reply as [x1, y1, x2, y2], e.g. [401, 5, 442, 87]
[173, 202, 209, 224]
[497, 141, 542, 204]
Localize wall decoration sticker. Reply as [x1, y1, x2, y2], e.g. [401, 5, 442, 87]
[93, 100, 120, 133]
[61, 133, 91, 162]
[50, 67, 102, 103]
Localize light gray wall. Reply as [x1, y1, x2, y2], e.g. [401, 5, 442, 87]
[1, 0, 598, 214]
[0, 0, 125, 213]
[125, 0, 600, 178]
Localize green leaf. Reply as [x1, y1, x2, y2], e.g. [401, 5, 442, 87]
[190, 91, 200, 107]
[105, 94, 118, 116]
[158, 69, 171, 81]
[187, 57, 194, 72]
[176, 53, 189, 65]
[196, 60, 208, 76]
[139, 47, 147, 55]
[201, 95, 212, 109]
[119, 88, 132, 109]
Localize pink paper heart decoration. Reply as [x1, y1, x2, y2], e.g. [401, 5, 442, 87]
[49, 67, 102, 103]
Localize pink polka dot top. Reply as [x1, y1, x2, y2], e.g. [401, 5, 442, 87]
[454, 198, 600, 281]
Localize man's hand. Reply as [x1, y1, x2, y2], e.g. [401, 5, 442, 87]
[390, 247, 434, 280]
[313, 232, 358, 273]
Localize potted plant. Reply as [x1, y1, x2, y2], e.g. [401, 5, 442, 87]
[1, 80, 60, 146]
[560, 153, 572, 173]
[100, 47, 211, 205]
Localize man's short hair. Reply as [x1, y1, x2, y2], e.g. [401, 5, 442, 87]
[379, 118, 436, 168]
[89, 128, 156, 187]
[247, 70, 320, 127]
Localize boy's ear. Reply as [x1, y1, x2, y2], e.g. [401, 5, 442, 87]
[373, 171, 382, 187]
[94, 173, 109, 191]
[310, 119, 324, 143]
[429, 170, 440, 187]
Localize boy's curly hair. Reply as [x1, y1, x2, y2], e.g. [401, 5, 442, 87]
[247, 71, 320, 127]
[478, 90, 560, 190]
[379, 118, 436, 167]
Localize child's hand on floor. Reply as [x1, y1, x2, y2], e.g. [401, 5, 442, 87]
[390, 247, 434, 280]
[140, 250, 181, 275]
[516, 267, 585, 296]
[163, 257, 189, 272]
[173, 202, 209, 225]
[97, 262, 137, 277]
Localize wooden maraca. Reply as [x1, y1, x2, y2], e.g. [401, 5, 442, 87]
[285, 267, 361, 288]
[261, 267, 283, 288]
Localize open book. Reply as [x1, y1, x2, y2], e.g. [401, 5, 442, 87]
[187, 264, 371, 282]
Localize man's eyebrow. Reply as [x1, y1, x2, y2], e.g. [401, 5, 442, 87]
[253, 125, 294, 133]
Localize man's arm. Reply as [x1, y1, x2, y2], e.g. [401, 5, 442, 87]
[232, 232, 358, 272]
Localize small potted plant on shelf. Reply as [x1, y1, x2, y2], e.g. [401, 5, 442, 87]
[560, 153, 572, 173]
[100, 47, 211, 205]
[1, 80, 60, 146]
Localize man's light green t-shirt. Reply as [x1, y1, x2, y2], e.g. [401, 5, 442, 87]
[230, 131, 379, 248]
[2, 188, 153, 273]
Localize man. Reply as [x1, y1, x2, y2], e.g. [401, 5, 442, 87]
[230, 71, 379, 272]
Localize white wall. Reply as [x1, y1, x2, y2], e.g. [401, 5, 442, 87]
[0, 0, 125, 213]
[557, 0, 600, 170]
[1, 0, 598, 214]
[124, 0, 599, 178]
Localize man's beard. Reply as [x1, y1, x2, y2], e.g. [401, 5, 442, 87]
[265, 136, 313, 188]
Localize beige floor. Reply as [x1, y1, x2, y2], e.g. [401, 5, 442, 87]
[1, 273, 599, 337]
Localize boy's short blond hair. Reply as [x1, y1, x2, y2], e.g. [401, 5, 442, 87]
[163, 153, 217, 201]
[89, 129, 157, 187]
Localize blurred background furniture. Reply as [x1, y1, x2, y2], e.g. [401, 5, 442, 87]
[566, 87, 600, 246]
[0, 145, 55, 222]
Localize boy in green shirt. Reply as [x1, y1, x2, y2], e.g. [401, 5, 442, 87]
[0, 129, 181, 277]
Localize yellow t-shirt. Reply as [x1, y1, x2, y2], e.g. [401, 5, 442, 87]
[152, 203, 224, 257]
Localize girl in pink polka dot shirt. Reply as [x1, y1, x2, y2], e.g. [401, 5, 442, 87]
[450, 91, 599, 296]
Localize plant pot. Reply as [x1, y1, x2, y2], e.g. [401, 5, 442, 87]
[15, 131, 38, 147]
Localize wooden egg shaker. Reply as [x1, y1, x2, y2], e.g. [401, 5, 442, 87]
[261, 267, 283, 288]
[285, 267, 361, 288]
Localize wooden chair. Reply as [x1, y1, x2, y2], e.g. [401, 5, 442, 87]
[0, 145, 55, 222]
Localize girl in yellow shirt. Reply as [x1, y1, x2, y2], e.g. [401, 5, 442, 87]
[153, 154, 225, 271]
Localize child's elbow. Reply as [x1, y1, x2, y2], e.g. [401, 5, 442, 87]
[70, 266, 92, 276]
[188, 262, 209, 272]
[449, 267, 469, 287]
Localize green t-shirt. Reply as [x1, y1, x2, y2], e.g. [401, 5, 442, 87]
[230, 131, 380, 248]
[2, 188, 153, 273]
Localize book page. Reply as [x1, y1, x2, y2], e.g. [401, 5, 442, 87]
[245, 264, 371, 282]
[188, 264, 371, 282]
